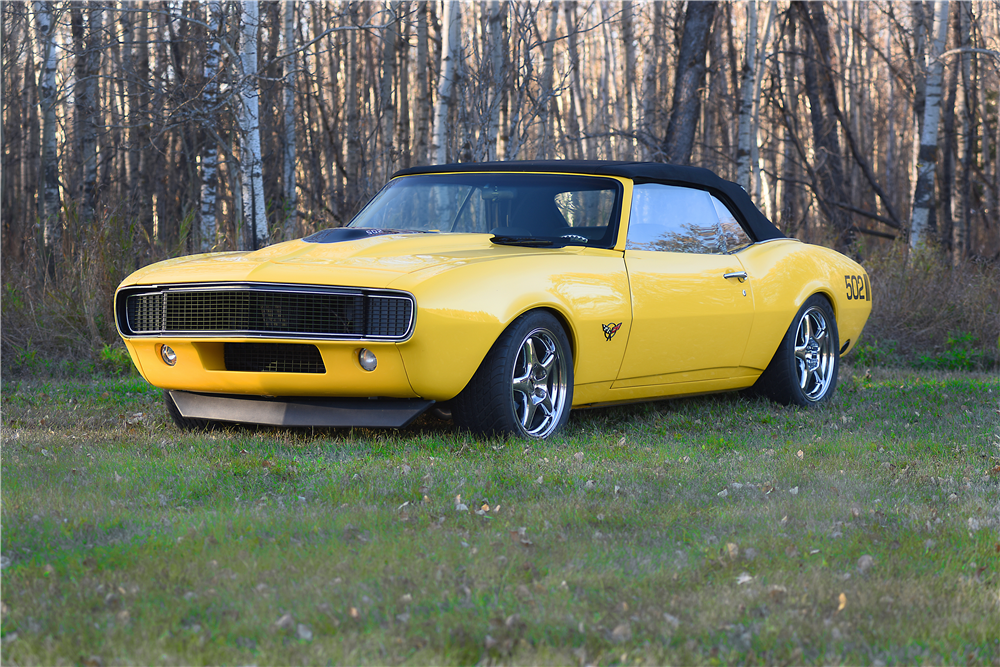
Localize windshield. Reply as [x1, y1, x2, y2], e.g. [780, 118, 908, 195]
[348, 173, 622, 248]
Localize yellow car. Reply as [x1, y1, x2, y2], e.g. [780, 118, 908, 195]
[115, 161, 872, 439]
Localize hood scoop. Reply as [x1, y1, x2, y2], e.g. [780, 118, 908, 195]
[303, 227, 432, 244]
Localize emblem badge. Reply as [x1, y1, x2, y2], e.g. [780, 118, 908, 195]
[602, 322, 622, 341]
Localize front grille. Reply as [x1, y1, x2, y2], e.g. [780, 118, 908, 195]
[224, 343, 326, 373]
[367, 296, 412, 338]
[127, 293, 164, 333]
[118, 283, 414, 340]
[163, 290, 364, 336]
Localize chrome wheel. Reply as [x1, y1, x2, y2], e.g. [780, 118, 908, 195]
[511, 327, 569, 438]
[793, 306, 836, 402]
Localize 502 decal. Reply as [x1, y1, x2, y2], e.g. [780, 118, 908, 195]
[845, 274, 871, 302]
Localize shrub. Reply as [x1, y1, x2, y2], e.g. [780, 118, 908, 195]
[854, 246, 999, 370]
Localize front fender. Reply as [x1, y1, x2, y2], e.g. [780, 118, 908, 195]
[389, 249, 630, 401]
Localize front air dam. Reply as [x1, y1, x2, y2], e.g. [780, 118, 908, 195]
[168, 390, 434, 428]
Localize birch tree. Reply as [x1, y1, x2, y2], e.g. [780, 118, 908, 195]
[736, 1, 757, 191]
[432, 0, 461, 165]
[199, 1, 222, 252]
[34, 0, 59, 274]
[910, 0, 950, 250]
[238, 0, 267, 250]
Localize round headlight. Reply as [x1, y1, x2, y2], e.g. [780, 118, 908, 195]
[358, 348, 377, 371]
[160, 345, 177, 366]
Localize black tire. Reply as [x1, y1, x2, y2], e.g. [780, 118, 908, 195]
[163, 390, 217, 431]
[754, 295, 839, 406]
[452, 311, 574, 439]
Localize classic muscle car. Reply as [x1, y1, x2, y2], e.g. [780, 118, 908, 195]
[114, 161, 872, 439]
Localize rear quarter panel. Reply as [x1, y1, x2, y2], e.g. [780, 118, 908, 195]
[737, 240, 872, 370]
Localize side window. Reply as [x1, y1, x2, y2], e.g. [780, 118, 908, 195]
[626, 184, 752, 254]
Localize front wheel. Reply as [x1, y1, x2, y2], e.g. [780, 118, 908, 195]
[452, 311, 573, 439]
[754, 295, 839, 406]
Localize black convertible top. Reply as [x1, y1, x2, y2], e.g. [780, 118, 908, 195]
[393, 160, 785, 242]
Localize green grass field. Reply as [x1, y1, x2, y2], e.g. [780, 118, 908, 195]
[2, 366, 998, 665]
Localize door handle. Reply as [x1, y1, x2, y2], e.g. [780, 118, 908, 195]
[723, 271, 748, 282]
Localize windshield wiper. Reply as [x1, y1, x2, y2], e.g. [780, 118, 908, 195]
[490, 235, 556, 247]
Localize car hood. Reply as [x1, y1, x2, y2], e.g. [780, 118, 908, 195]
[119, 232, 563, 289]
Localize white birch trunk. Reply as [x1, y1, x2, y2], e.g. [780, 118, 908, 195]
[239, 0, 268, 249]
[736, 0, 757, 192]
[281, 0, 297, 240]
[910, 0, 950, 250]
[200, 0, 222, 252]
[34, 0, 60, 271]
[432, 0, 461, 165]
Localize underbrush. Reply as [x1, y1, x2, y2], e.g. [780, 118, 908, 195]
[848, 247, 998, 371]
[1, 206, 163, 379]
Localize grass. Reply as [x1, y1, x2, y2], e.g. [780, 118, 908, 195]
[2, 366, 999, 664]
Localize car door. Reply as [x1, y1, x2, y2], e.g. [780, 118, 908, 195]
[615, 183, 755, 386]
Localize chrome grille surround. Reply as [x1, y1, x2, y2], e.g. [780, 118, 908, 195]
[116, 283, 415, 341]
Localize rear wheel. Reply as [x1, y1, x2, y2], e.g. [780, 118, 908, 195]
[452, 311, 573, 439]
[755, 295, 839, 406]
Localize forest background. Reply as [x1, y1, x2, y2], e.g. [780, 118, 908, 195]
[1, 0, 998, 373]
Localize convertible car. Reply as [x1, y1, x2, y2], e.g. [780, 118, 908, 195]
[115, 161, 872, 439]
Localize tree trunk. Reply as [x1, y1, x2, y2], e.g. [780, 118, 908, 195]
[199, 1, 222, 252]
[621, 1, 636, 159]
[346, 4, 361, 190]
[281, 0, 297, 240]
[34, 0, 59, 275]
[380, 1, 398, 175]
[736, 1, 757, 190]
[80, 4, 102, 226]
[955, 0, 973, 259]
[662, 1, 717, 165]
[413, 1, 429, 165]
[780, 15, 800, 235]
[239, 0, 267, 249]
[939, 2, 959, 254]
[485, 0, 506, 161]
[794, 1, 851, 245]
[910, 0, 950, 250]
[537, 2, 559, 159]
[432, 0, 460, 165]
[396, 4, 411, 169]
[640, 2, 663, 158]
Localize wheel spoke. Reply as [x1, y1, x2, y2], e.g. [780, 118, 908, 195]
[519, 397, 537, 429]
[812, 319, 827, 343]
[800, 361, 814, 389]
[520, 338, 538, 373]
[806, 314, 816, 342]
[794, 343, 808, 360]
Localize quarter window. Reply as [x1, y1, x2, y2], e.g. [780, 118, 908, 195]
[626, 184, 752, 254]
